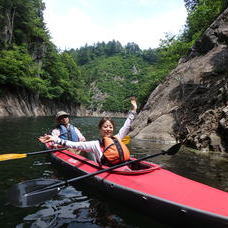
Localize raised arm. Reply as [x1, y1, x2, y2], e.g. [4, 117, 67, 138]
[116, 97, 137, 139]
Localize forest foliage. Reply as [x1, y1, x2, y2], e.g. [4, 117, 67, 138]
[0, 0, 227, 112]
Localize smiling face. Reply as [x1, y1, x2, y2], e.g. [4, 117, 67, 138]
[100, 120, 114, 138]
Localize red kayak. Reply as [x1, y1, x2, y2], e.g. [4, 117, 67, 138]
[49, 149, 228, 227]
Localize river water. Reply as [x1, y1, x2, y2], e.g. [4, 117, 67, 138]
[0, 116, 227, 228]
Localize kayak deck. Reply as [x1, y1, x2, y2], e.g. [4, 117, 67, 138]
[51, 149, 228, 226]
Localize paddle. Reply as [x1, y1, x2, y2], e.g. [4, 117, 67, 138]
[121, 135, 131, 144]
[7, 142, 181, 208]
[0, 147, 68, 162]
[0, 136, 131, 162]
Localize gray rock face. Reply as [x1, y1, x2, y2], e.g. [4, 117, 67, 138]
[130, 8, 228, 153]
[0, 89, 126, 118]
[0, 89, 82, 117]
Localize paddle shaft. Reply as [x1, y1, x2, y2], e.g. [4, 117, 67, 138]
[27, 147, 68, 156]
[27, 149, 171, 195]
[67, 150, 167, 183]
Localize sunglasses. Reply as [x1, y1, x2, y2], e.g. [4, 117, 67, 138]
[58, 115, 69, 120]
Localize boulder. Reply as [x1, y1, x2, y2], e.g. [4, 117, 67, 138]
[130, 8, 228, 154]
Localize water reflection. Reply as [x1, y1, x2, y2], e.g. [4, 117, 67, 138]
[168, 147, 228, 192]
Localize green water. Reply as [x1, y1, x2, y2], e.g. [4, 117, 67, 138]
[0, 116, 227, 227]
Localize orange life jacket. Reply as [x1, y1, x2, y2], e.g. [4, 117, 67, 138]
[102, 136, 130, 165]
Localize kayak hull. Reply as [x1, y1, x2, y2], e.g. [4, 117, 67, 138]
[49, 149, 228, 228]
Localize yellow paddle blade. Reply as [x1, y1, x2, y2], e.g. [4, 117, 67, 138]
[0, 153, 27, 161]
[121, 135, 131, 144]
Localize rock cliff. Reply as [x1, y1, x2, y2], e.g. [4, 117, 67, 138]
[0, 88, 125, 118]
[130, 8, 228, 154]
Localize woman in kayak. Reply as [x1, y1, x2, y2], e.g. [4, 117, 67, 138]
[39, 97, 137, 166]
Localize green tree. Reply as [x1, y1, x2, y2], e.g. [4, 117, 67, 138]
[105, 40, 123, 56]
[0, 45, 38, 86]
[125, 42, 141, 55]
[142, 48, 159, 64]
[184, 0, 199, 12]
[0, 0, 48, 48]
[183, 0, 228, 42]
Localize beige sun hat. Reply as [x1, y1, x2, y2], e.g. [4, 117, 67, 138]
[56, 111, 70, 119]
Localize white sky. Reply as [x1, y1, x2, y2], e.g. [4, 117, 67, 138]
[43, 0, 187, 50]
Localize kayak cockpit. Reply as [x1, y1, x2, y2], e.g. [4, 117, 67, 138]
[54, 149, 161, 175]
[109, 159, 161, 175]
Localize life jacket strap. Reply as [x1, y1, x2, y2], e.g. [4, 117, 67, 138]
[112, 137, 124, 162]
[103, 143, 115, 153]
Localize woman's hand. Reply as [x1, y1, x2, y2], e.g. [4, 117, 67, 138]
[130, 96, 137, 112]
[38, 135, 55, 143]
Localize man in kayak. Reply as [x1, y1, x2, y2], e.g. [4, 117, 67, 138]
[52, 111, 86, 142]
[39, 97, 137, 165]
